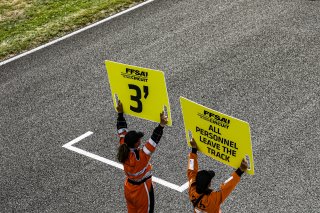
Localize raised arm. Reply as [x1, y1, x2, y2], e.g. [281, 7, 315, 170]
[187, 138, 198, 185]
[216, 159, 248, 204]
[116, 100, 128, 143]
[141, 112, 167, 158]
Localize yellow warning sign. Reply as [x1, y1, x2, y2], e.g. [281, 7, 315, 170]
[105, 60, 172, 126]
[180, 97, 254, 175]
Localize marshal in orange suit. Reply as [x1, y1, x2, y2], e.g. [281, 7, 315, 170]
[116, 100, 168, 213]
[187, 138, 248, 213]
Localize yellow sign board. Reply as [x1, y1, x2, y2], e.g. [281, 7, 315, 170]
[105, 60, 172, 126]
[180, 97, 254, 175]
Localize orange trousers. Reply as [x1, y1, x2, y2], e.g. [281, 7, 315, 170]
[124, 178, 154, 213]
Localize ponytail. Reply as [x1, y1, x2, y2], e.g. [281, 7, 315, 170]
[117, 143, 130, 163]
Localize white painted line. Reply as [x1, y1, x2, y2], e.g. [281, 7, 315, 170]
[0, 0, 156, 66]
[152, 176, 181, 191]
[178, 181, 189, 192]
[65, 145, 124, 170]
[63, 131, 94, 147]
[63, 131, 189, 192]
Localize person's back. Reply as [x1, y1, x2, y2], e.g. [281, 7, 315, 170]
[116, 100, 167, 213]
[187, 138, 248, 213]
[119, 131, 155, 183]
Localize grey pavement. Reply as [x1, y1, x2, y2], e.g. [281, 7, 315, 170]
[1, 0, 320, 212]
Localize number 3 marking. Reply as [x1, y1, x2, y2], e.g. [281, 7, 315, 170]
[128, 84, 149, 113]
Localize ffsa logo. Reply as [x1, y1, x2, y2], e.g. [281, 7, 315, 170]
[121, 68, 149, 82]
[204, 110, 230, 124]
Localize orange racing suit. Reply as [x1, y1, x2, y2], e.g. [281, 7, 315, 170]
[187, 148, 244, 213]
[117, 112, 164, 213]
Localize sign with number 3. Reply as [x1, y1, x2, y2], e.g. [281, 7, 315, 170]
[105, 60, 172, 126]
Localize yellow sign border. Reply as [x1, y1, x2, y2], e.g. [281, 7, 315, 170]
[105, 60, 172, 126]
[180, 96, 254, 175]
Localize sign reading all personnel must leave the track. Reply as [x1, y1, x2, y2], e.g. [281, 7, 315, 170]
[180, 97, 254, 175]
[105, 60, 172, 126]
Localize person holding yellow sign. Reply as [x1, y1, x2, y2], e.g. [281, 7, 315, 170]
[187, 138, 248, 213]
[116, 100, 168, 213]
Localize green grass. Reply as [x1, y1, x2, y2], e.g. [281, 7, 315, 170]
[0, 0, 144, 61]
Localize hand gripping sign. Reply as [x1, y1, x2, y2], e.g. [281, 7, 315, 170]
[105, 60, 172, 126]
[180, 97, 254, 175]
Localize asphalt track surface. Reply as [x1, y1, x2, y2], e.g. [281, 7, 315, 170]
[1, 0, 320, 212]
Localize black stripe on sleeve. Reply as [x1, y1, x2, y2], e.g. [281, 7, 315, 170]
[151, 125, 164, 144]
[191, 148, 197, 154]
[235, 168, 244, 177]
[117, 113, 127, 130]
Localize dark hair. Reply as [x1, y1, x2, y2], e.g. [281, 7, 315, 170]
[117, 143, 130, 163]
[196, 170, 215, 194]
[124, 131, 144, 147]
[196, 187, 212, 195]
[117, 131, 144, 163]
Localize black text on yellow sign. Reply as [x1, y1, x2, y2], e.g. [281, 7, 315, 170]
[180, 97, 254, 175]
[105, 60, 172, 126]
